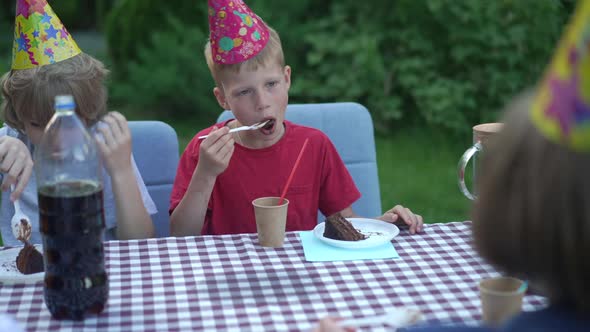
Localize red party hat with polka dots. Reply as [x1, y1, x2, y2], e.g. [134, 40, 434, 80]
[208, 0, 270, 64]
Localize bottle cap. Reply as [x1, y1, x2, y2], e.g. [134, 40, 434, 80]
[54, 95, 76, 111]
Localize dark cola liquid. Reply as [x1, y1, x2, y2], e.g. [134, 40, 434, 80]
[38, 180, 108, 320]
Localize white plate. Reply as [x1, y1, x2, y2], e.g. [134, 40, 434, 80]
[313, 217, 399, 249]
[0, 246, 44, 285]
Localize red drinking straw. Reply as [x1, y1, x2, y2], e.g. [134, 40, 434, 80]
[278, 138, 309, 205]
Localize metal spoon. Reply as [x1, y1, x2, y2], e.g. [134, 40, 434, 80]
[198, 120, 270, 139]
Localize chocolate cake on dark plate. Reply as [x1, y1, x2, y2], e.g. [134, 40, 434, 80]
[323, 213, 366, 241]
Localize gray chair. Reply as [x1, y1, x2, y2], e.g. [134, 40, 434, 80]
[217, 102, 382, 222]
[128, 121, 179, 237]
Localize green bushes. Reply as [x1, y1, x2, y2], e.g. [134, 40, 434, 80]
[105, 0, 214, 122]
[297, 0, 567, 135]
[0, 16, 10, 73]
[47, 1, 114, 30]
[105, 0, 569, 135]
[105, 0, 205, 74]
[108, 16, 218, 121]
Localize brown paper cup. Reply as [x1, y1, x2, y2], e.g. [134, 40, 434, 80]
[252, 197, 289, 247]
[473, 123, 503, 146]
[479, 277, 526, 326]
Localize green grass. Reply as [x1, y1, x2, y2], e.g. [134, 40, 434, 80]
[166, 119, 474, 224]
[376, 128, 472, 223]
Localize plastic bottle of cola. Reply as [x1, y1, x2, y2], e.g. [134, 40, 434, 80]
[35, 95, 108, 320]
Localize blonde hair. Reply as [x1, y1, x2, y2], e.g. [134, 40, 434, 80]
[472, 90, 590, 313]
[204, 26, 285, 89]
[1, 53, 109, 132]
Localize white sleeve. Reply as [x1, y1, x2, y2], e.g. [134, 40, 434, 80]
[131, 154, 158, 215]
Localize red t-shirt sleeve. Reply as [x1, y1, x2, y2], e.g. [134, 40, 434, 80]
[169, 134, 201, 215]
[317, 135, 361, 217]
[169, 122, 229, 215]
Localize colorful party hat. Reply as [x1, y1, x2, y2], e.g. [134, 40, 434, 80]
[11, 0, 81, 70]
[530, 0, 590, 152]
[208, 0, 270, 64]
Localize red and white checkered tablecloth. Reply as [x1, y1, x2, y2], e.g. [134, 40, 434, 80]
[0, 221, 546, 331]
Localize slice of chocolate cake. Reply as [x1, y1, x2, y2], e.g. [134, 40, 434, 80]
[16, 242, 44, 275]
[323, 214, 366, 241]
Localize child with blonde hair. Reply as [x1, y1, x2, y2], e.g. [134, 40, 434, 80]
[0, 0, 157, 245]
[170, 0, 423, 236]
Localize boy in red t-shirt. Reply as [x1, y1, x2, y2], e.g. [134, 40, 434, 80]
[169, 0, 423, 236]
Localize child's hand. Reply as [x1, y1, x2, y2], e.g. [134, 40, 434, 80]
[197, 126, 235, 178]
[95, 112, 133, 176]
[313, 317, 355, 332]
[379, 205, 424, 234]
[0, 136, 33, 201]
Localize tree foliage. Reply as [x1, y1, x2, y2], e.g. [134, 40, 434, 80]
[296, 0, 567, 134]
[105, 0, 206, 75]
[108, 16, 218, 121]
[105, 0, 569, 134]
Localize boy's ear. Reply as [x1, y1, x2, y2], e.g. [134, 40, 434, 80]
[213, 86, 229, 110]
[284, 65, 292, 89]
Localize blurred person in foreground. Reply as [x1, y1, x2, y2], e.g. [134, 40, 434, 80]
[314, 0, 590, 331]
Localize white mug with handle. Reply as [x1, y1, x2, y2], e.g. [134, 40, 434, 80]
[458, 123, 503, 200]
